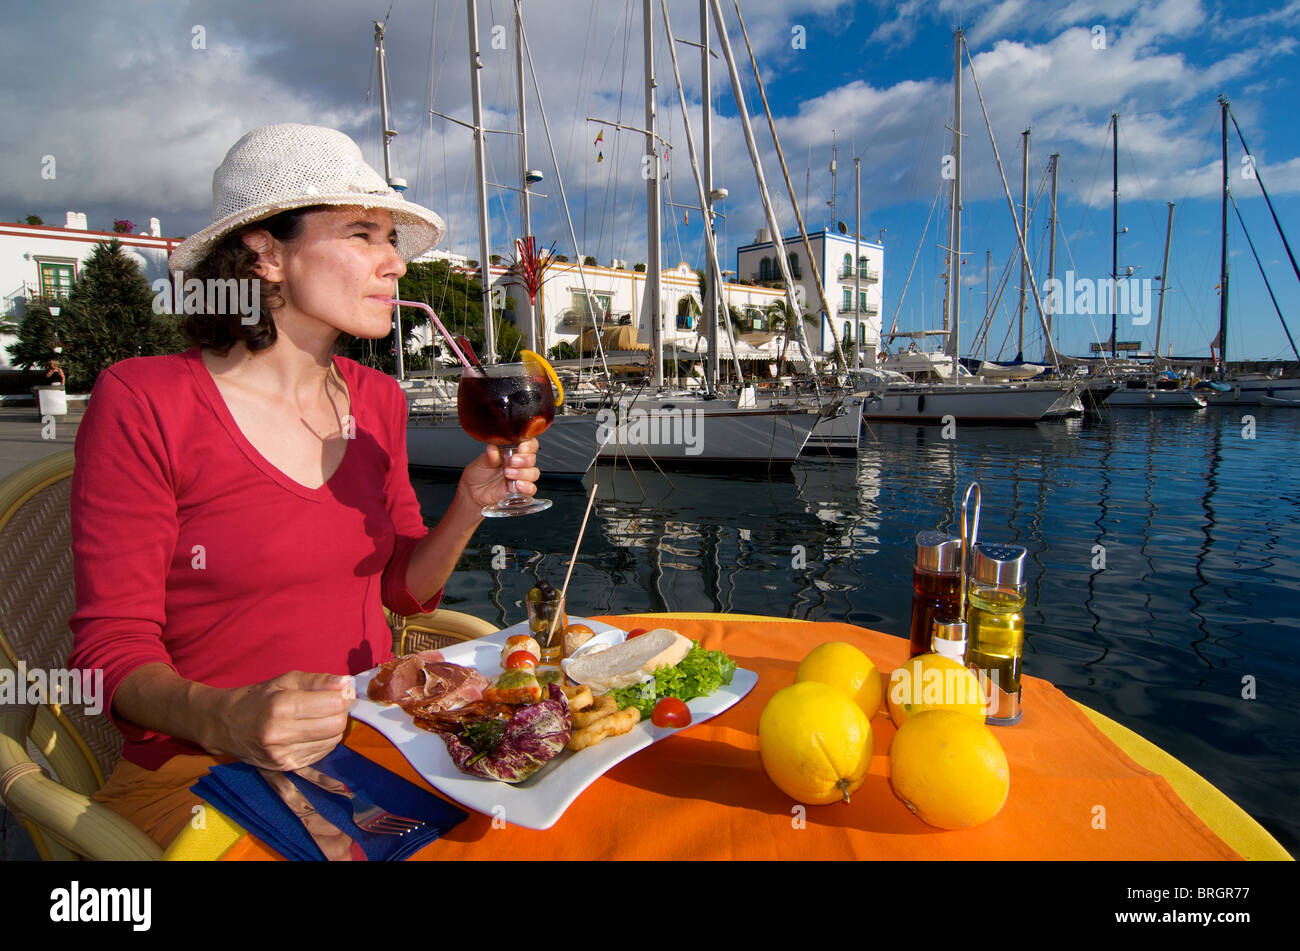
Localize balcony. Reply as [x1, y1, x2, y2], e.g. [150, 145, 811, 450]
[839, 266, 881, 283]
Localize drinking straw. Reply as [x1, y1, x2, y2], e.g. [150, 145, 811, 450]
[548, 481, 599, 645]
[386, 298, 481, 375]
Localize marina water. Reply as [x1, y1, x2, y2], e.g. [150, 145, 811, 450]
[415, 405, 1300, 855]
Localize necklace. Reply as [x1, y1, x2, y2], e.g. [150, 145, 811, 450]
[299, 362, 351, 442]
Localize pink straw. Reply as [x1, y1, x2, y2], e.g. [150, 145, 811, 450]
[386, 298, 482, 375]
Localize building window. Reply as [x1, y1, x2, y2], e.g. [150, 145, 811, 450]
[760, 257, 772, 281]
[859, 292, 868, 312]
[842, 288, 852, 310]
[859, 321, 868, 343]
[842, 253, 852, 277]
[676, 296, 696, 330]
[39, 262, 75, 300]
[788, 253, 801, 279]
[843, 321, 853, 344]
[858, 255, 869, 277]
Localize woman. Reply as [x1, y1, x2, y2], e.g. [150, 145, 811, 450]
[67, 124, 538, 848]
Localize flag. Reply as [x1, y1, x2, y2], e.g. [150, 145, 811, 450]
[684, 209, 689, 225]
[594, 130, 604, 145]
[596, 151, 604, 164]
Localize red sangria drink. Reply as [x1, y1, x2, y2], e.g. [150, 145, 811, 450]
[457, 355, 560, 517]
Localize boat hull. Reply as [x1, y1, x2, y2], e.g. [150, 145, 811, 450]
[407, 412, 601, 480]
[1104, 389, 1207, 408]
[595, 397, 820, 469]
[1201, 376, 1300, 406]
[859, 384, 1063, 423]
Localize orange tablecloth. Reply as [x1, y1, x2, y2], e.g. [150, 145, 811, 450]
[221, 616, 1240, 860]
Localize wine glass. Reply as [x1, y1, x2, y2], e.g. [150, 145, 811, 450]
[457, 362, 555, 517]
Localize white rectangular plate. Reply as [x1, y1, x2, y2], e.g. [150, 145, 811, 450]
[349, 617, 758, 831]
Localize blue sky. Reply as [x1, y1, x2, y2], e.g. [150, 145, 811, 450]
[2, 0, 1297, 360]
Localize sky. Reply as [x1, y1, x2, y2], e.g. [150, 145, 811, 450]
[2, 0, 1298, 362]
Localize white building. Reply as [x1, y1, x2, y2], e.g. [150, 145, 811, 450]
[494, 257, 798, 371]
[1, 214, 179, 371]
[734, 228, 884, 365]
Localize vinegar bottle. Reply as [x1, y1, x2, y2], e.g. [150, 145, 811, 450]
[908, 532, 963, 657]
[966, 543, 1028, 725]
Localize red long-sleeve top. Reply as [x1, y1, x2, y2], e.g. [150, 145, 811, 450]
[68, 346, 441, 769]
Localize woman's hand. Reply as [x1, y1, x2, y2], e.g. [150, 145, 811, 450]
[456, 437, 542, 510]
[208, 671, 354, 770]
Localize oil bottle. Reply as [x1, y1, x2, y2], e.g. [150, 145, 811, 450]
[908, 532, 963, 657]
[965, 543, 1028, 725]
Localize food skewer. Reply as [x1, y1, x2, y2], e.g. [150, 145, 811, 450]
[548, 481, 599, 649]
[960, 482, 982, 621]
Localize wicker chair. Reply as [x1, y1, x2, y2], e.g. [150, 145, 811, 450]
[387, 606, 498, 655]
[0, 450, 162, 859]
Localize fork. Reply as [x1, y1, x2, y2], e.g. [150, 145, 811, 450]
[294, 765, 424, 836]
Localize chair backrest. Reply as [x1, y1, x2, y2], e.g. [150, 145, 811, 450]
[0, 450, 122, 792]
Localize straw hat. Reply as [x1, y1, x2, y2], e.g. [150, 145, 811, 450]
[168, 123, 445, 273]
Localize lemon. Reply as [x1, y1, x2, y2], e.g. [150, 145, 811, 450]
[888, 709, 1010, 829]
[758, 681, 873, 805]
[520, 349, 564, 406]
[796, 641, 883, 720]
[887, 652, 987, 727]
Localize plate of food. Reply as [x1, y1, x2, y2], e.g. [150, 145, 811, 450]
[348, 617, 758, 830]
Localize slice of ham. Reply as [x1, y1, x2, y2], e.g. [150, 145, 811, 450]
[397, 662, 489, 715]
[366, 650, 467, 706]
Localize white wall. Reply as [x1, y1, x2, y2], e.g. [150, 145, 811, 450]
[0, 222, 177, 370]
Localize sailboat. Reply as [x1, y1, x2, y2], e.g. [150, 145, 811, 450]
[859, 30, 1071, 425]
[390, 7, 601, 478]
[594, 0, 821, 469]
[1201, 98, 1300, 405]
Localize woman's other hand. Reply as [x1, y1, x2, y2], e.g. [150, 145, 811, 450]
[456, 437, 542, 511]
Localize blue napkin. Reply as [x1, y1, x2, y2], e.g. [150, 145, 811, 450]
[191, 745, 468, 861]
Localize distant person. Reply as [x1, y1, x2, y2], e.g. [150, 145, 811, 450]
[67, 123, 544, 849]
[45, 359, 65, 387]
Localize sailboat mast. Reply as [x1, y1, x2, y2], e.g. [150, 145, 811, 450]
[1154, 201, 1174, 365]
[701, 0, 718, 392]
[854, 156, 861, 372]
[1018, 128, 1029, 361]
[375, 19, 404, 380]
[1218, 95, 1230, 376]
[1046, 153, 1059, 364]
[515, 1, 536, 354]
[948, 28, 962, 383]
[1111, 112, 1119, 362]
[644, 0, 663, 389]
[467, 0, 497, 363]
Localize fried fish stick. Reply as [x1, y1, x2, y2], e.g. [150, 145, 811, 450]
[571, 694, 618, 728]
[567, 706, 640, 751]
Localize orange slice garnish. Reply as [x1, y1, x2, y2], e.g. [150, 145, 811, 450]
[520, 349, 564, 406]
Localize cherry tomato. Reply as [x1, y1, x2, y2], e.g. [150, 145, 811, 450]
[626, 628, 649, 639]
[651, 696, 691, 729]
[505, 650, 539, 669]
